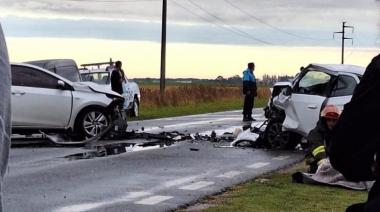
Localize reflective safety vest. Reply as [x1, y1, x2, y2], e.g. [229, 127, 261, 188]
[306, 145, 327, 173]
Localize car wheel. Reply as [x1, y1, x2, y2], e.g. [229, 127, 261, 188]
[130, 98, 139, 117]
[76, 109, 110, 139]
[265, 120, 290, 149]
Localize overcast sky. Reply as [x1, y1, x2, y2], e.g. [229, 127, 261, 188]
[1, 0, 379, 47]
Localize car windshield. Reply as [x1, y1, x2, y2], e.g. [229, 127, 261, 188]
[297, 70, 332, 96]
[81, 72, 110, 84]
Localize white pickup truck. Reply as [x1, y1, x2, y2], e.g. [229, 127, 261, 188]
[80, 68, 141, 117]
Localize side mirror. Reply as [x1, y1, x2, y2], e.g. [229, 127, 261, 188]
[282, 86, 292, 96]
[57, 80, 65, 90]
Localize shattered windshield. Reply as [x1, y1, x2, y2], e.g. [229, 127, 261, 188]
[297, 70, 332, 95]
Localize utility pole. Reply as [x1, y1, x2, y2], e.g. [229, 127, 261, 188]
[160, 0, 167, 98]
[334, 22, 354, 64]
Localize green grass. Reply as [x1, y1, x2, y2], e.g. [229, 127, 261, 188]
[132, 97, 267, 120]
[202, 168, 367, 212]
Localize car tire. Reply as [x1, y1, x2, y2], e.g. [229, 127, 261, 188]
[75, 108, 110, 139]
[130, 98, 139, 117]
[264, 120, 291, 149]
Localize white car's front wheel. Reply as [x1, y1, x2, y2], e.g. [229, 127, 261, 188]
[76, 108, 110, 139]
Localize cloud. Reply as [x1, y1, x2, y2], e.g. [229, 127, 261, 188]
[0, 0, 377, 27]
[0, 0, 378, 47]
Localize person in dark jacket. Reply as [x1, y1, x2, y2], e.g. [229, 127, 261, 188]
[305, 105, 341, 173]
[111, 61, 125, 95]
[242, 62, 257, 121]
[330, 54, 380, 212]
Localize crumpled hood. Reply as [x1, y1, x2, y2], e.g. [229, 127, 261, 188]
[72, 82, 122, 98]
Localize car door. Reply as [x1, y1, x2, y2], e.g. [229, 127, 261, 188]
[11, 65, 72, 128]
[122, 79, 134, 109]
[282, 69, 334, 136]
[325, 73, 360, 111]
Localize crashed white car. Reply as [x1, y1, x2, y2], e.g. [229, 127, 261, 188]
[273, 63, 365, 138]
[80, 69, 141, 117]
[11, 63, 124, 139]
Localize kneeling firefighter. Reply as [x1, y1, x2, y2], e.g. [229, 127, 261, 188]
[305, 105, 341, 173]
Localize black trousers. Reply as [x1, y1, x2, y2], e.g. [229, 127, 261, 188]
[243, 94, 254, 116]
[346, 181, 380, 212]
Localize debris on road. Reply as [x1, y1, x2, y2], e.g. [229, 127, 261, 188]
[189, 148, 200, 151]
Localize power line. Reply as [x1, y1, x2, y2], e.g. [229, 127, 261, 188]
[171, 0, 272, 45]
[222, 0, 332, 42]
[183, 0, 273, 45]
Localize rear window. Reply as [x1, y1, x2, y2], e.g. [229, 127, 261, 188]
[53, 66, 81, 82]
[330, 75, 357, 97]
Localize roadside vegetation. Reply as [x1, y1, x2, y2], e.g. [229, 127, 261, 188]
[189, 163, 367, 212]
[134, 85, 270, 120]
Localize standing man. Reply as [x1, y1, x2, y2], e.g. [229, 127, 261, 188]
[242, 62, 257, 121]
[0, 23, 11, 212]
[105, 61, 115, 72]
[111, 61, 125, 95]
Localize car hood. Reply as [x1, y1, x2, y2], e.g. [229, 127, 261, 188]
[72, 82, 122, 98]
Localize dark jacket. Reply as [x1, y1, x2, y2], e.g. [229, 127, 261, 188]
[111, 70, 123, 95]
[330, 54, 380, 181]
[305, 120, 331, 173]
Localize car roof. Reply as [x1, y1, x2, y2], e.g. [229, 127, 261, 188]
[310, 63, 365, 75]
[25, 59, 78, 69]
[10, 62, 73, 85]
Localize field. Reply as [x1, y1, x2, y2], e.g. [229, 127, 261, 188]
[135, 85, 270, 119]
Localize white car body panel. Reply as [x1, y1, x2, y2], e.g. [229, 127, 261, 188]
[11, 86, 72, 127]
[274, 63, 365, 137]
[282, 94, 326, 136]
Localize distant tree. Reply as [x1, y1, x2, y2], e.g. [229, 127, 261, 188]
[227, 75, 241, 81]
[216, 76, 225, 81]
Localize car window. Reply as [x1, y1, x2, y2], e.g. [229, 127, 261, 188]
[54, 66, 81, 82]
[330, 75, 357, 97]
[81, 72, 110, 84]
[294, 70, 332, 96]
[11, 65, 59, 89]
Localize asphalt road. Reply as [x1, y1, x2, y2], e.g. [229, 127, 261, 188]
[4, 109, 303, 212]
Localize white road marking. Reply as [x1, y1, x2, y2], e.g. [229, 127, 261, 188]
[120, 192, 152, 200]
[246, 162, 270, 169]
[54, 203, 106, 212]
[141, 117, 241, 132]
[53, 192, 152, 212]
[216, 171, 244, 178]
[162, 175, 203, 188]
[179, 181, 215, 191]
[135, 195, 173, 205]
[272, 155, 290, 161]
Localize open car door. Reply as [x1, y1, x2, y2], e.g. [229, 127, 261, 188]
[282, 67, 334, 136]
